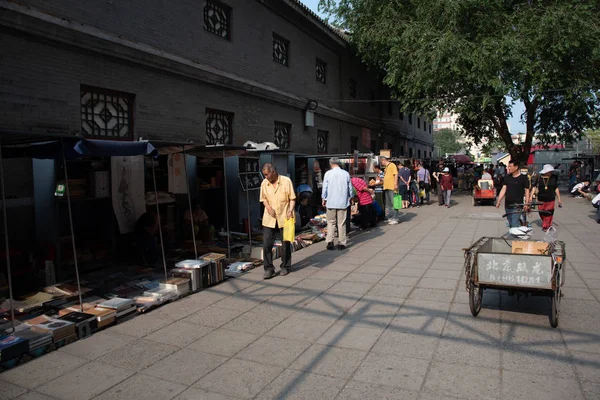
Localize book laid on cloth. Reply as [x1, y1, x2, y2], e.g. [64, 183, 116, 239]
[14, 330, 52, 351]
[97, 298, 135, 312]
[30, 319, 76, 342]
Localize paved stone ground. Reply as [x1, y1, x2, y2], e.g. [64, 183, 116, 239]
[2, 193, 600, 400]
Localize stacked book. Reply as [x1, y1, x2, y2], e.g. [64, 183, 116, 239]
[172, 259, 212, 291]
[159, 277, 190, 295]
[0, 335, 29, 363]
[15, 292, 56, 313]
[31, 319, 76, 343]
[14, 329, 52, 355]
[86, 307, 116, 329]
[200, 253, 226, 285]
[97, 298, 136, 322]
[59, 312, 98, 339]
[57, 296, 106, 316]
[143, 287, 179, 304]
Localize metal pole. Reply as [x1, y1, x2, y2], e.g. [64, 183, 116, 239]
[0, 138, 16, 333]
[151, 158, 168, 281]
[182, 146, 197, 259]
[223, 148, 231, 258]
[61, 140, 84, 312]
[245, 150, 251, 252]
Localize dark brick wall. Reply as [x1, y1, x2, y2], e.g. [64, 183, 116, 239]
[1, 0, 432, 155]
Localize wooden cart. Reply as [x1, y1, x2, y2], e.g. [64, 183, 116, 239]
[464, 237, 566, 327]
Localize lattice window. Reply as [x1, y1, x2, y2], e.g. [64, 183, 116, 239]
[206, 108, 233, 145]
[317, 130, 328, 154]
[273, 33, 289, 66]
[204, 0, 231, 40]
[274, 121, 291, 149]
[80, 86, 134, 139]
[349, 78, 356, 98]
[316, 58, 327, 84]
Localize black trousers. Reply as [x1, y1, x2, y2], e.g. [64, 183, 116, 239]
[263, 222, 291, 272]
[358, 204, 376, 229]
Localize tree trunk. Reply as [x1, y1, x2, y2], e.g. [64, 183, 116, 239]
[494, 101, 524, 163]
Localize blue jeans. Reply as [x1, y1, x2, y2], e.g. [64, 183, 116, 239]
[505, 207, 521, 228]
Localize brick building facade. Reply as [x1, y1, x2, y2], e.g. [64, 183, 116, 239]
[0, 0, 433, 157]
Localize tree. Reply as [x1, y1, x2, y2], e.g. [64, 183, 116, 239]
[320, 0, 600, 163]
[434, 129, 462, 156]
[586, 130, 600, 154]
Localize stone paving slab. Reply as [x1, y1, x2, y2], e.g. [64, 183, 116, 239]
[2, 194, 600, 399]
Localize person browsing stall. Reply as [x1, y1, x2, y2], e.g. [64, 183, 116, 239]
[398, 161, 412, 209]
[322, 157, 353, 250]
[260, 163, 296, 279]
[381, 156, 399, 224]
[496, 160, 530, 228]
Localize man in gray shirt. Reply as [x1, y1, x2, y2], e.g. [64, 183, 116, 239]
[398, 161, 412, 209]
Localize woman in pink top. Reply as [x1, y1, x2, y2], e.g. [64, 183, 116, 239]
[351, 177, 376, 229]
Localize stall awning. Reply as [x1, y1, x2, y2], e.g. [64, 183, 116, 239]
[450, 154, 473, 164]
[2, 136, 157, 159]
[74, 139, 157, 157]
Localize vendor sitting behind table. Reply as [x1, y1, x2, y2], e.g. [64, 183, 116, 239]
[134, 211, 159, 265]
[183, 203, 212, 242]
[296, 193, 313, 229]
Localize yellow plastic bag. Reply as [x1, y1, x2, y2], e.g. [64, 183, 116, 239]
[283, 217, 295, 242]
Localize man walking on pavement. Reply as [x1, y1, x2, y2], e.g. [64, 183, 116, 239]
[260, 163, 296, 279]
[496, 160, 530, 228]
[381, 156, 400, 224]
[322, 157, 353, 250]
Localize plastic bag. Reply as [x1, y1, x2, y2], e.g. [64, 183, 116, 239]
[283, 217, 295, 242]
[543, 226, 558, 243]
[393, 194, 402, 210]
[419, 189, 426, 198]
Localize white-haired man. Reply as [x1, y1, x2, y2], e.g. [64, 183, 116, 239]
[260, 163, 296, 279]
[322, 157, 353, 250]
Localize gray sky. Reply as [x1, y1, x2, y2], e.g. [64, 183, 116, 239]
[299, 0, 527, 133]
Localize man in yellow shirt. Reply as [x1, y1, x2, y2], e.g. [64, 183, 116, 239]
[381, 156, 399, 224]
[259, 163, 296, 279]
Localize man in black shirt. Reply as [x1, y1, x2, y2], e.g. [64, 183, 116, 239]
[529, 164, 562, 231]
[496, 160, 530, 228]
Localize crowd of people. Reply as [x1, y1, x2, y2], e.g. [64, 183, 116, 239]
[258, 157, 598, 279]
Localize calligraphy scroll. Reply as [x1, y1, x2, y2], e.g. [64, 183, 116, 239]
[111, 155, 146, 233]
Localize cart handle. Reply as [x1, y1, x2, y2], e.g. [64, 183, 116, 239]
[502, 210, 552, 218]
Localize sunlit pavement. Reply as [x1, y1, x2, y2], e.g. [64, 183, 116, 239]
[2, 192, 599, 400]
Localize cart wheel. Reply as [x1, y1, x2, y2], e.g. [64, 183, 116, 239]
[550, 272, 561, 328]
[469, 281, 483, 317]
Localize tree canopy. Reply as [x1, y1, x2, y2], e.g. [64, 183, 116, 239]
[320, 0, 600, 163]
[433, 128, 463, 156]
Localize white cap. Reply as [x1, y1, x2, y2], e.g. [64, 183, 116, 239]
[539, 164, 554, 174]
[443, 167, 450, 172]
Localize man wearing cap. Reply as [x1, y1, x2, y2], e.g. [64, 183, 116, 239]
[322, 157, 353, 250]
[381, 156, 399, 224]
[439, 167, 454, 207]
[529, 164, 562, 231]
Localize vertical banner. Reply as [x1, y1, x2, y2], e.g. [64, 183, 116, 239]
[111, 155, 146, 234]
[168, 153, 188, 194]
[362, 128, 371, 148]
